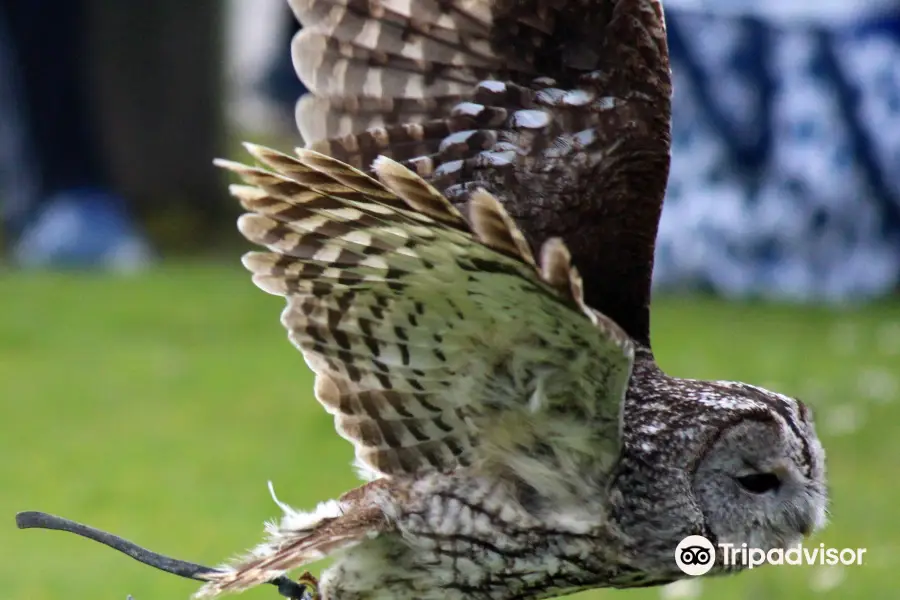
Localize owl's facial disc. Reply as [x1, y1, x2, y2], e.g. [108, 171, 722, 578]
[692, 403, 827, 553]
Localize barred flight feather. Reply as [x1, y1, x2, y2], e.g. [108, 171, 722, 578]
[289, 0, 671, 346]
[216, 146, 635, 489]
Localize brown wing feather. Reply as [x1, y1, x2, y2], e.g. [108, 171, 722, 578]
[290, 0, 670, 347]
[217, 145, 634, 484]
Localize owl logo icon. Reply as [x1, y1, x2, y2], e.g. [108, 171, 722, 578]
[675, 536, 716, 576]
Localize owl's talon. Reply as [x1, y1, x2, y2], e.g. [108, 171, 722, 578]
[275, 572, 320, 600]
[297, 571, 321, 600]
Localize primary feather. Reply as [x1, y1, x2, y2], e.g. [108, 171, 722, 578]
[216, 144, 634, 487]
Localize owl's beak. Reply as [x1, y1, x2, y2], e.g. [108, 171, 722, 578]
[768, 461, 820, 539]
[792, 496, 826, 539]
[771, 463, 791, 483]
[797, 517, 813, 537]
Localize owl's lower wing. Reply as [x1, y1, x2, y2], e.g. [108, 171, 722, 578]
[290, 0, 671, 347]
[218, 145, 634, 488]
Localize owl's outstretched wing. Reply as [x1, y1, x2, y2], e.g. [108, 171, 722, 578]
[217, 145, 634, 489]
[289, 0, 671, 347]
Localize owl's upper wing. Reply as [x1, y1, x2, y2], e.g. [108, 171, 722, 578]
[289, 0, 671, 347]
[218, 145, 634, 486]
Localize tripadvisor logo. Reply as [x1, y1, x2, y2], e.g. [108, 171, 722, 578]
[675, 536, 717, 576]
[675, 536, 867, 576]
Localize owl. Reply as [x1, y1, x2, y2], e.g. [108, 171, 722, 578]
[16, 0, 828, 599]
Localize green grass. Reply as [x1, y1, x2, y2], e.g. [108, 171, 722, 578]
[1, 263, 898, 599]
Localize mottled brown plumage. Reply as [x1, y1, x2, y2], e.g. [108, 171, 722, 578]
[203, 141, 637, 597]
[290, 0, 671, 347]
[215, 143, 633, 485]
[195, 1, 827, 599]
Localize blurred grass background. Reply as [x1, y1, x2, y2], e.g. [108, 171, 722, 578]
[1, 264, 898, 599]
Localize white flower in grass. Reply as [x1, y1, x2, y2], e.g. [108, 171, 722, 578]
[660, 579, 703, 599]
[824, 404, 865, 436]
[808, 565, 845, 593]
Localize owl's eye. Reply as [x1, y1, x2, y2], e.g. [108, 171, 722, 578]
[736, 473, 781, 494]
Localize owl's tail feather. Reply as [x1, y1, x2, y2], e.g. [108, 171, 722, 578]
[195, 483, 390, 598]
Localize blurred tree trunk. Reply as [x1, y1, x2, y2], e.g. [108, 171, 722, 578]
[84, 0, 230, 245]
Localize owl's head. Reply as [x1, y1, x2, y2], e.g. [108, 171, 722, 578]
[690, 382, 828, 552]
